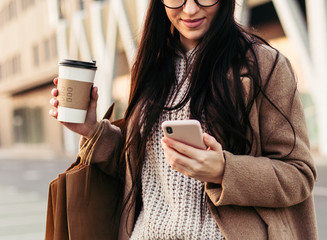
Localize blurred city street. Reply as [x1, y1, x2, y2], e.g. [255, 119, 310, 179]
[313, 155, 327, 239]
[0, 156, 68, 240]
[0, 154, 326, 239]
[0, 0, 326, 239]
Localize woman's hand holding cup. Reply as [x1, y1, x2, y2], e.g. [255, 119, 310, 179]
[49, 77, 100, 139]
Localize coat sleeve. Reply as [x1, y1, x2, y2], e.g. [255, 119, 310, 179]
[205, 53, 317, 208]
[78, 119, 123, 177]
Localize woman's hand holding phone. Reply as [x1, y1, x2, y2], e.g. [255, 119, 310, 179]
[161, 120, 225, 184]
[49, 78, 100, 139]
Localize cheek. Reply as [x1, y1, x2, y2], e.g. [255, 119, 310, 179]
[165, 9, 173, 22]
[165, 9, 178, 27]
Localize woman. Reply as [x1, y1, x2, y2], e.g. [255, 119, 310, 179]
[50, 0, 318, 239]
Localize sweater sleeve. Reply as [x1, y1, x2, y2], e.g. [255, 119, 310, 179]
[205, 53, 316, 208]
[78, 119, 123, 177]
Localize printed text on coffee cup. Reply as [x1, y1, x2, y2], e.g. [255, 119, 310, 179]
[57, 78, 93, 110]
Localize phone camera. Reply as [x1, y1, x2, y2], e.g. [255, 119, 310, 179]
[166, 127, 173, 134]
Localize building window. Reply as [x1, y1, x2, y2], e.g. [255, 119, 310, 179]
[13, 107, 44, 144]
[0, 9, 4, 28]
[21, 0, 35, 11]
[8, 0, 17, 20]
[33, 45, 39, 66]
[0, 55, 21, 80]
[51, 35, 58, 59]
[44, 39, 51, 62]
[5, 62, 9, 79]
[12, 55, 21, 75]
[0, 0, 18, 28]
[6, 61, 12, 79]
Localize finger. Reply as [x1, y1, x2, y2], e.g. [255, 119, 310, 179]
[203, 133, 222, 151]
[89, 87, 98, 109]
[162, 141, 194, 172]
[51, 88, 58, 97]
[162, 137, 200, 158]
[49, 98, 58, 108]
[49, 109, 58, 118]
[53, 78, 58, 85]
[91, 86, 98, 101]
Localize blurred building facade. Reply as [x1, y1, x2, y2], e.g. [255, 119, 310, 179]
[0, 0, 61, 159]
[0, 0, 326, 159]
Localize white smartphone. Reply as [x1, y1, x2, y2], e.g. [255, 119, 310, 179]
[161, 120, 207, 150]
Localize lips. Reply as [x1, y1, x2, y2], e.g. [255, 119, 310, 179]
[182, 18, 205, 28]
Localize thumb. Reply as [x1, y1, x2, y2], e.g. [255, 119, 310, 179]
[203, 133, 222, 152]
[89, 86, 98, 110]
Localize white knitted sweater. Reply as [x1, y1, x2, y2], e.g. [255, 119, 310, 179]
[130, 51, 225, 240]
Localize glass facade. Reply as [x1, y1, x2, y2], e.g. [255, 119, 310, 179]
[13, 107, 44, 144]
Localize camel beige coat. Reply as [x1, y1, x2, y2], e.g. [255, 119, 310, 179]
[84, 44, 318, 239]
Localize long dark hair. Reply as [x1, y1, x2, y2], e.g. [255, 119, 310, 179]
[118, 0, 296, 233]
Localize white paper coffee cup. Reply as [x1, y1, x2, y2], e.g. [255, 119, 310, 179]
[57, 59, 97, 123]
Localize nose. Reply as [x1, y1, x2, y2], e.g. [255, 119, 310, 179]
[183, 0, 200, 15]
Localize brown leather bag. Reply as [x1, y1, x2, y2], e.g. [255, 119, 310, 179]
[45, 104, 124, 240]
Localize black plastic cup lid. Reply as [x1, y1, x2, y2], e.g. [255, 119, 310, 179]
[58, 59, 97, 70]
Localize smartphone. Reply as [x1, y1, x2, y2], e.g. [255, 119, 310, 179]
[161, 120, 206, 150]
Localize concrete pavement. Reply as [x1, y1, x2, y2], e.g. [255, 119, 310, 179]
[0, 186, 46, 240]
[0, 154, 326, 239]
[0, 156, 68, 240]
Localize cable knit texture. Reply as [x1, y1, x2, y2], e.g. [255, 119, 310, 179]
[130, 50, 225, 240]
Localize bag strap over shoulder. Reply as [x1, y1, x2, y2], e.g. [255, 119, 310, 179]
[103, 103, 115, 121]
[103, 103, 125, 130]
